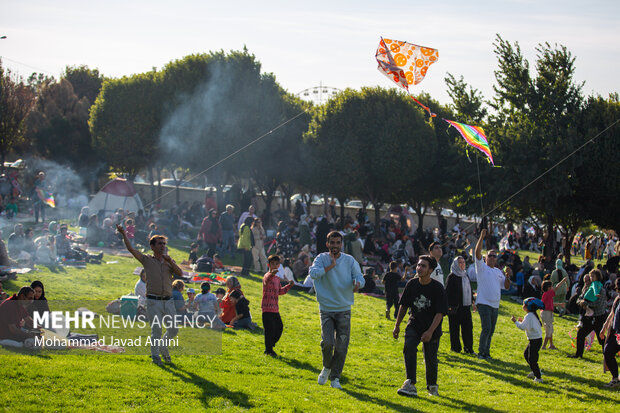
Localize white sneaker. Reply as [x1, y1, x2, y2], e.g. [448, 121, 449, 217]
[534, 378, 544, 383]
[318, 367, 331, 385]
[397, 379, 417, 397]
[526, 372, 535, 379]
[428, 385, 439, 396]
[330, 378, 342, 390]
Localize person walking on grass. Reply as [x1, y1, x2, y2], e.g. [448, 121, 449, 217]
[393, 255, 448, 397]
[475, 228, 510, 360]
[511, 297, 545, 383]
[309, 231, 365, 390]
[262, 254, 294, 357]
[117, 224, 183, 365]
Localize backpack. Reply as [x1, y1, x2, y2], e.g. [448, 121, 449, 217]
[196, 255, 214, 273]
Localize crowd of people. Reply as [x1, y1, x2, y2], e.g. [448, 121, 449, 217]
[1, 184, 619, 397]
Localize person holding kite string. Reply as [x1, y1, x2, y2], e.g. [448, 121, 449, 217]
[117, 224, 183, 365]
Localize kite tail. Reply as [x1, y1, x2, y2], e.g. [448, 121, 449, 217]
[409, 95, 437, 117]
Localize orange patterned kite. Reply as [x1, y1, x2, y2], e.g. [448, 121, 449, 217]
[376, 37, 439, 115]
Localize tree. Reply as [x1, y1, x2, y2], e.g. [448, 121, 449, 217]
[572, 94, 620, 233]
[90, 72, 163, 179]
[488, 35, 584, 261]
[26, 79, 95, 172]
[305, 87, 436, 233]
[63, 65, 104, 105]
[0, 62, 34, 170]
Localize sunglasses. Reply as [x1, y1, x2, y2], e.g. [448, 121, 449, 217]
[488, 254, 497, 258]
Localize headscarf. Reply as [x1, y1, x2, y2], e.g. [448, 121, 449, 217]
[451, 257, 472, 306]
[555, 259, 564, 270]
[226, 276, 241, 291]
[29, 280, 50, 315]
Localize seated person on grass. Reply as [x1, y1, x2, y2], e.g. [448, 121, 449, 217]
[0, 286, 38, 344]
[229, 290, 254, 330]
[195, 282, 226, 329]
[172, 280, 190, 317]
[188, 243, 199, 266]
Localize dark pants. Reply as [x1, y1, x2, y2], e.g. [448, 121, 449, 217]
[386, 292, 399, 318]
[478, 304, 499, 357]
[241, 249, 252, 275]
[604, 329, 619, 378]
[263, 312, 283, 353]
[404, 326, 440, 387]
[448, 306, 473, 353]
[574, 313, 607, 357]
[524, 338, 542, 379]
[34, 201, 45, 223]
[320, 310, 351, 380]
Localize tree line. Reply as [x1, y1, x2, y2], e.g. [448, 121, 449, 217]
[0, 36, 618, 262]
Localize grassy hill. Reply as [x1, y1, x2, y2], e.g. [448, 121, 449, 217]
[0, 243, 617, 412]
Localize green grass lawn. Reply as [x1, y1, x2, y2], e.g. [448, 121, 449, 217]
[0, 242, 618, 412]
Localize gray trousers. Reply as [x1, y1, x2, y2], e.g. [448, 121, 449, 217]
[147, 298, 178, 359]
[320, 310, 351, 380]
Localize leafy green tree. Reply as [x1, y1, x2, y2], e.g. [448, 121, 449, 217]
[488, 35, 584, 260]
[90, 72, 163, 179]
[0, 62, 34, 170]
[26, 79, 94, 171]
[63, 65, 104, 104]
[571, 94, 620, 233]
[305, 87, 436, 233]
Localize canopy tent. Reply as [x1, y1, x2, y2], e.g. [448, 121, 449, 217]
[88, 179, 143, 215]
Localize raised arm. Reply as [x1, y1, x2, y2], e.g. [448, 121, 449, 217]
[117, 224, 143, 262]
[475, 228, 487, 261]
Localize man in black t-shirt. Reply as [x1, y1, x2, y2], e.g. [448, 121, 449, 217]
[393, 255, 447, 397]
[383, 261, 403, 319]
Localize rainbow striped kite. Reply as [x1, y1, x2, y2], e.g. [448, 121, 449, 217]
[36, 188, 55, 208]
[445, 120, 495, 165]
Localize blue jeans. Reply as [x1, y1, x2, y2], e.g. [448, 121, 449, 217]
[220, 230, 236, 258]
[233, 317, 253, 329]
[320, 310, 351, 380]
[477, 304, 498, 357]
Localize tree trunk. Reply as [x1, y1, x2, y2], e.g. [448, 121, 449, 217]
[156, 167, 162, 203]
[544, 213, 556, 261]
[338, 197, 346, 221]
[412, 200, 426, 237]
[148, 168, 156, 204]
[373, 201, 382, 235]
[264, 195, 273, 228]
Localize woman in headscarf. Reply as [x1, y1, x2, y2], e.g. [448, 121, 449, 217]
[315, 217, 330, 254]
[550, 259, 569, 313]
[298, 215, 311, 249]
[29, 280, 50, 317]
[198, 208, 221, 253]
[445, 256, 475, 354]
[219, 276, 242, 325]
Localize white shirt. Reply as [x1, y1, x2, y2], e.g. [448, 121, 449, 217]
[430, 265, 444, 286]
[475, 258, 505, 308]
[237, 212, 257, 230]
[134, 279, 146, 307]
[276, 264, 295, 282]
[467, 263, 477, 282]
[514, 312, 543, 340]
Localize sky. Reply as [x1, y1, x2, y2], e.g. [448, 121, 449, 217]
[1, 0, 619, 105]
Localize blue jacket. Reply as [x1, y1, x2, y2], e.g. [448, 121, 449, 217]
[309, 252, 365, 312]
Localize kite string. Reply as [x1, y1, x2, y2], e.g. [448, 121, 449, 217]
[143, 110, 307, 209]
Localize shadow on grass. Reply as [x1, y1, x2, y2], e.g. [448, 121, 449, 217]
[0, 345, 52, 358]
[343, 388, 420, 412]
[278, 355, 321, 375]
[287, 289, 315, 301]
[443, 353, 617, 402]
[159, 363, 253, 409]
